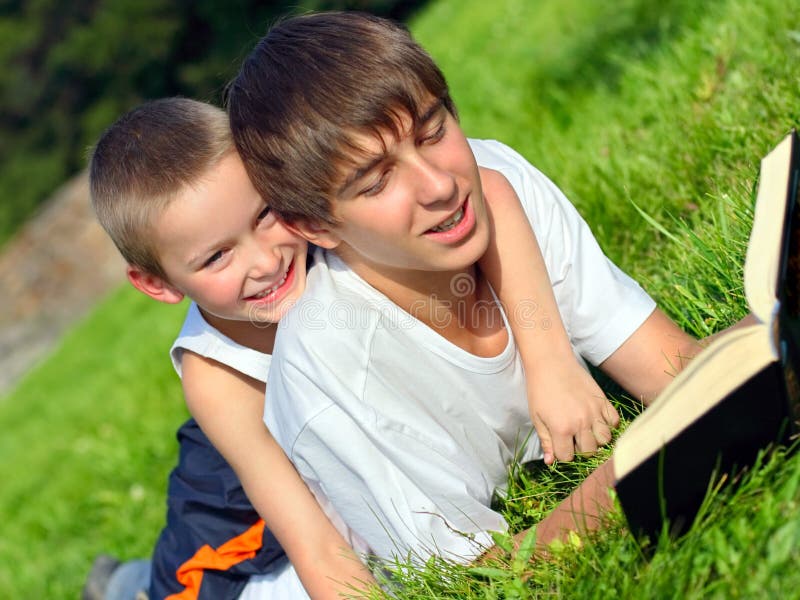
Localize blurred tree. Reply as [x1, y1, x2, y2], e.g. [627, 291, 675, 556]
[0, 0, 427, 246]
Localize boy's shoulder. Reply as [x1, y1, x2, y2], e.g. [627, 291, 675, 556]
[468, 138, 527, 166]
[469, 138, 583, 251]
[468, 138, 566, 215]
[469, 138, 542, 180]
[171, 302, 271, 384]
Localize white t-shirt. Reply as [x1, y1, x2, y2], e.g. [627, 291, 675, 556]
[265, 139, 657, 563]
[170, 304, 310, 600]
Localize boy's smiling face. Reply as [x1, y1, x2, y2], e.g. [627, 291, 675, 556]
[312, 100, 490, 287]
[141, 151, 307, 326]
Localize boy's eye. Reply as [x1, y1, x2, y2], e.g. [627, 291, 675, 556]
[203, 250, 224, 267]
[256, 205, 272, 222]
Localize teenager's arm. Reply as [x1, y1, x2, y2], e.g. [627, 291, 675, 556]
[181, 352, 376, 599]
[601, 310, 761, 403]
[598, 308, 703, 403]
[478, 168, 618, 463]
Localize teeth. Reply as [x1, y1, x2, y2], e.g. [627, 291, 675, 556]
[431, 207, 464, 233]
[251, 272, 288, 299]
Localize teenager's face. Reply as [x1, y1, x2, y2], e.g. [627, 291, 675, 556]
[154, 152, 307, 325]
[322, 100, 490, 283]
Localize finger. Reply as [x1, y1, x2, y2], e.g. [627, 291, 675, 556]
[574, 429, 598, 455]
[601, 399, 620, 428]
[534, 419, 556, 465]
[552, 431, 575, 462]
[592, 420, 613, 446]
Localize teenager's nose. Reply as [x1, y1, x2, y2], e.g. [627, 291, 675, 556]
[413, 156, 457, 207]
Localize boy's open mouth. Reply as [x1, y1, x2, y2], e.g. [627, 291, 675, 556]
[246, 260, 295, 302]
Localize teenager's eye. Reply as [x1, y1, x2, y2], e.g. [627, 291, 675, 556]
[362, 172, 389, 197]
[421, 121, 446, 144]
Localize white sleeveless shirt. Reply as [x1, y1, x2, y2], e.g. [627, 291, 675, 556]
[170, 302, 272, 383]
[168, 302, 311, 599]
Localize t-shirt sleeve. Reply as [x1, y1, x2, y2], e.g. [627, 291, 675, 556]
[266, 356, 500, 564]
[480, 141, 656, 365]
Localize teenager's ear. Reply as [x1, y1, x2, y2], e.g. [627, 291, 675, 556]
[285, 219, 342, 249]
[126, 265, 184, 304]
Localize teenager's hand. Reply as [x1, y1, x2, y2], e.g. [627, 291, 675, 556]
[527, 357, 618, 464]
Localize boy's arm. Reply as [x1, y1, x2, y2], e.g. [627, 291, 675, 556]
[507, 311, 744, 553]
[478, 168, 619, 463]
[530, 312, 702, 546]
[181, 352, 376, 599]
[507, 314, 700, 552]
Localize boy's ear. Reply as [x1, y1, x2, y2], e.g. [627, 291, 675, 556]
[285, 219, 342, 249]
[126, 265, 185, 305]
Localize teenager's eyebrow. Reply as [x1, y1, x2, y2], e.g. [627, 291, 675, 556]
[337, 100, 446, 195]
[337, 153, 387, 195]
[417, 98, 445, 127]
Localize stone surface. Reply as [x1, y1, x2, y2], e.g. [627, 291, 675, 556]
[0, 171, 127, 394]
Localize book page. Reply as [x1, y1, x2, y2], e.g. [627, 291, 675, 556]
[613, 324, 777, 480]
[744, 133, 795, 322]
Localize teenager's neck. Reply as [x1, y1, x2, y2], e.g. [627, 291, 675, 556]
[198, 307, 278, 355]
[337, 254, 508, 356]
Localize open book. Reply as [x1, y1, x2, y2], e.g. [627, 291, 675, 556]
[613, 131, 800, 539]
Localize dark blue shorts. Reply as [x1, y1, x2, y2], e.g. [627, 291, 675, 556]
[149, 419, 285, 600]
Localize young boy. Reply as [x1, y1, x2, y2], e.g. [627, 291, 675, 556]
[88, 97, 375, 599]
[227, 11, 702, 564]
[87, 95, 614, 597]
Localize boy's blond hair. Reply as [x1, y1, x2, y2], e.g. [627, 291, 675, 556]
[227, 11, 455, 227]
[89, 98, 233, 279]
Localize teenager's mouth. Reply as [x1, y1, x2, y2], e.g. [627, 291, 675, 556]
[246, 260, 295, 303]
[429, 206, 465, 233]
[424, 197, 476, 243]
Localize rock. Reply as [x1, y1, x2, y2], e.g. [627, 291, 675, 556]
[0, 171, 126, 394]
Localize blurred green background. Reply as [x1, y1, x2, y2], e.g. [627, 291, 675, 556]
[0, 0, 426, 247]
[2, 0, 800, 597]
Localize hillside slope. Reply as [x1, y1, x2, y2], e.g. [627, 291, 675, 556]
[0, 173, 125, 393]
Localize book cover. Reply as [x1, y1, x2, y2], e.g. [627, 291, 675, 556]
[613, 131, 800, 540]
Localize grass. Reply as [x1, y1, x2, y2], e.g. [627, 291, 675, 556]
[2, 0, 799, 596]
[371, 445, 800, 599]
[0, 288, 188, 597]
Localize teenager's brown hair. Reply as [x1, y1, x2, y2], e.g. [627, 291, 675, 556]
[89, 98, 233, 279]
[227, 11, 456, 226]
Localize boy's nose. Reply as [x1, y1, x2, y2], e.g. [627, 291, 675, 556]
[248, 244, 283, 281]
